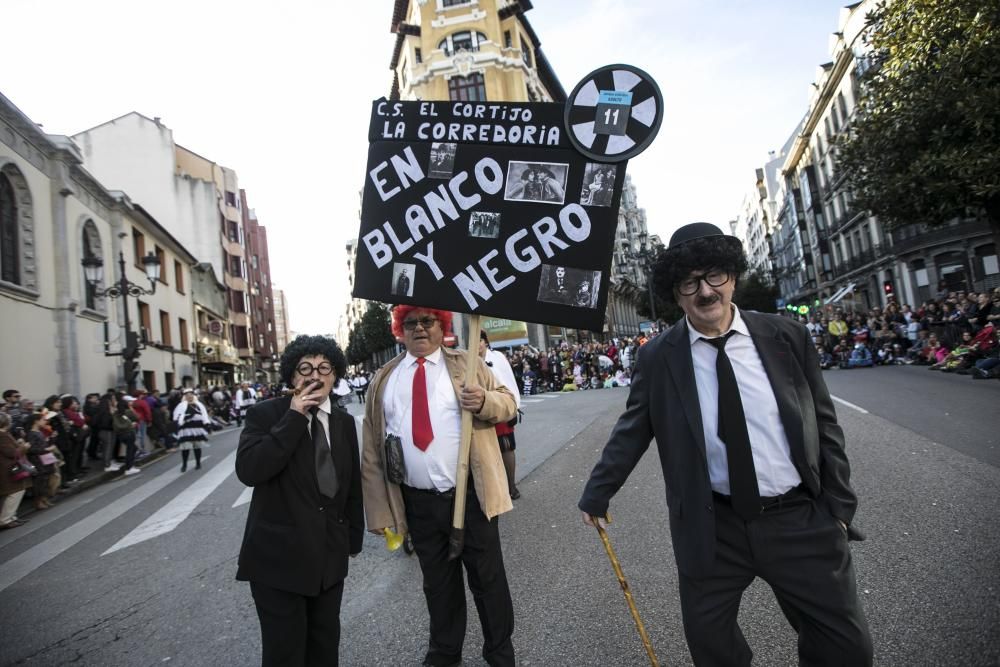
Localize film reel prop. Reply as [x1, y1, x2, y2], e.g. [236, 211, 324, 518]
[564, 64, 664, 163]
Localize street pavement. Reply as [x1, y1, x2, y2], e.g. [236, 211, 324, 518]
[0, 369, 998, 666]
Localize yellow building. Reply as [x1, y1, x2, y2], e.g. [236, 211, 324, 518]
[390, 0, 566, 104]
[384, 0, 570, 348]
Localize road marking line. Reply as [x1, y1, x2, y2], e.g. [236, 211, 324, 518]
[831, 395, 869, 414]
[102, 449, 237, 556]
[521, 398, 545, 404]
[0, 461, 182, 594]
[233, 486, 253, 508]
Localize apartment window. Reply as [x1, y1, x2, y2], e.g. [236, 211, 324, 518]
[439, 31, 487, 56]
[442, 0, 469, 7]
[225, 190, 237, 207]
[234, 325, 249, 349]
[81, 220, 102, 310]
[448, 73, 487, 102]
[138, 301, 152, 340]
[159, 310, 172, 346]
[142, 370, 156, 393]
[179, 317, 189, 351]
[230, 255, 243, 277]
[164, 372, 175, 391]
[175, 260, 184, 294]
[251, 255, 259, 270]
[228, 220, 240, 243]
[155, 246, 167, 285]
[837, 92, 849, 124]
[504, 30, 512, 48]
[0, 172, 21, 285]
[133, 229, 146, 269]
[521, 35, 532, 67]
[415, 47, 422, 64]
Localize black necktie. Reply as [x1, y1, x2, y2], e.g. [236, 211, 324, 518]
[706, 332, 760, 521]
[310, 408, 338, 498]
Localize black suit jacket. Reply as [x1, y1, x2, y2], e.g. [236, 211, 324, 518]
[580, 311, 861, 578]
[235, 396, 363, 596]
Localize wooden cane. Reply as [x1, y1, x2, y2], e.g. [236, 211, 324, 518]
[594, 515, 662, 666]
[447, 314, 481, 561]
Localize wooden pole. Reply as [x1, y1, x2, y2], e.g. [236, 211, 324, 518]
[447, 314, 481, 560]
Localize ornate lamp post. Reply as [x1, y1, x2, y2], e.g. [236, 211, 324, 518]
[82, 247, 161, 392]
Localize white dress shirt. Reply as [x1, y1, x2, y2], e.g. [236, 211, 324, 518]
[306, 396, 332, 449]
[382, 348, 461, 491]
[687, 305, 802, 497]
[484, 349, 520, 409]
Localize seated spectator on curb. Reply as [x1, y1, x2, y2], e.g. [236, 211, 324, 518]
[848, 342, 874, 368]
[817, 345, 835, 370]
[970, 328, 1000, 379]
[934, 325, 996, 372]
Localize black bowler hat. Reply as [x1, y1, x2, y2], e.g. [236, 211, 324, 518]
[667, 222, 728, 249]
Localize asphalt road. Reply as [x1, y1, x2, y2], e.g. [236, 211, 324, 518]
[0, 372, 997, 666]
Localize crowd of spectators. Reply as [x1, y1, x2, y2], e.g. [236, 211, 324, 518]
[807, 287, 1000, 379]
[0, 382, 281, 531]
[480, 333, 661, 395]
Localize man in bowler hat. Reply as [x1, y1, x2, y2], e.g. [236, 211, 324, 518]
[579, 222, 872, 665]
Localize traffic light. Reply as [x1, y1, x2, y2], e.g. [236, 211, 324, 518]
[883, 280, 894, 298]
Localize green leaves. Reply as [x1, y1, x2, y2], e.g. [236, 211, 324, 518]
[838, 0, 1000, 235]
[347, 302, 396, 368]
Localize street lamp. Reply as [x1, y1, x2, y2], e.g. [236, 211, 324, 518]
[82, 249, 161, 392]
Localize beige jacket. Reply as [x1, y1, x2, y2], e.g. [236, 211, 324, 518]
[362, 346, 517, 535]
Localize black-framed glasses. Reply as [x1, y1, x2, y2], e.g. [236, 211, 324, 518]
[296, 362, 334, 376]
[677, 270, 731, 296]
[403, 316, 439, 331]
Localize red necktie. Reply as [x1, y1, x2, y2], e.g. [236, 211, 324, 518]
[412, 357, 433, 450]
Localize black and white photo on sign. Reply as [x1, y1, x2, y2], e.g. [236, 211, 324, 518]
[391, 262, 415, 297]
[468, 211, 501, 239]
[428, 142, 457, 179]
[536, 265, 602, 309]
[580, 163, 617, 207]
[503, 161, 568, 205]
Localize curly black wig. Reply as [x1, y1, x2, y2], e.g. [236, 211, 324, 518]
[279, 335, 347, 386]
[651, 235, 748, 304]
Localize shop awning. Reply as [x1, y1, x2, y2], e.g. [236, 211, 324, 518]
[824, 282, 856, 305]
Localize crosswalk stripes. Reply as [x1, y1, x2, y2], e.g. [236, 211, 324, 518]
[103, 449, 238, 555]
[0, 461, 184, 594]
[233, 486, 253, 508]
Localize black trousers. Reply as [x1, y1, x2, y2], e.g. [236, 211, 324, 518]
[249, 580, 344, 667]
[402, 484, 515, 667]
[679, 494, 873, 666]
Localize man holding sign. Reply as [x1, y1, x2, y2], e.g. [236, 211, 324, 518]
[361, 305, 518, 667]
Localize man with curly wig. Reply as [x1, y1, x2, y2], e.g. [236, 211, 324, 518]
[362, 305, 518, 667]
[235, 334, 363, 666]
[579, 222, 872, 666]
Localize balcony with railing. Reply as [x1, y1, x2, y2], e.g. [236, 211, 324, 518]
[890, 220, 991, 254]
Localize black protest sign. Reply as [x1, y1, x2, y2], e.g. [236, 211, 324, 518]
[353, 98, 628, 331]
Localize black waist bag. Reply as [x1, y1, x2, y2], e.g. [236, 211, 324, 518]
[384, 434, 406, 485]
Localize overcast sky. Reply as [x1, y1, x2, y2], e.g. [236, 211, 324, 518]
[3, 0, 852, 335]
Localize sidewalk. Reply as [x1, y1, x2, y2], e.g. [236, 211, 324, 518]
[15, 423, 240, 521]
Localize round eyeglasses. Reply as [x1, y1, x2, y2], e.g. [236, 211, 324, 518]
[296, 362, 334, 376]
[677, 270, 731, 296]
